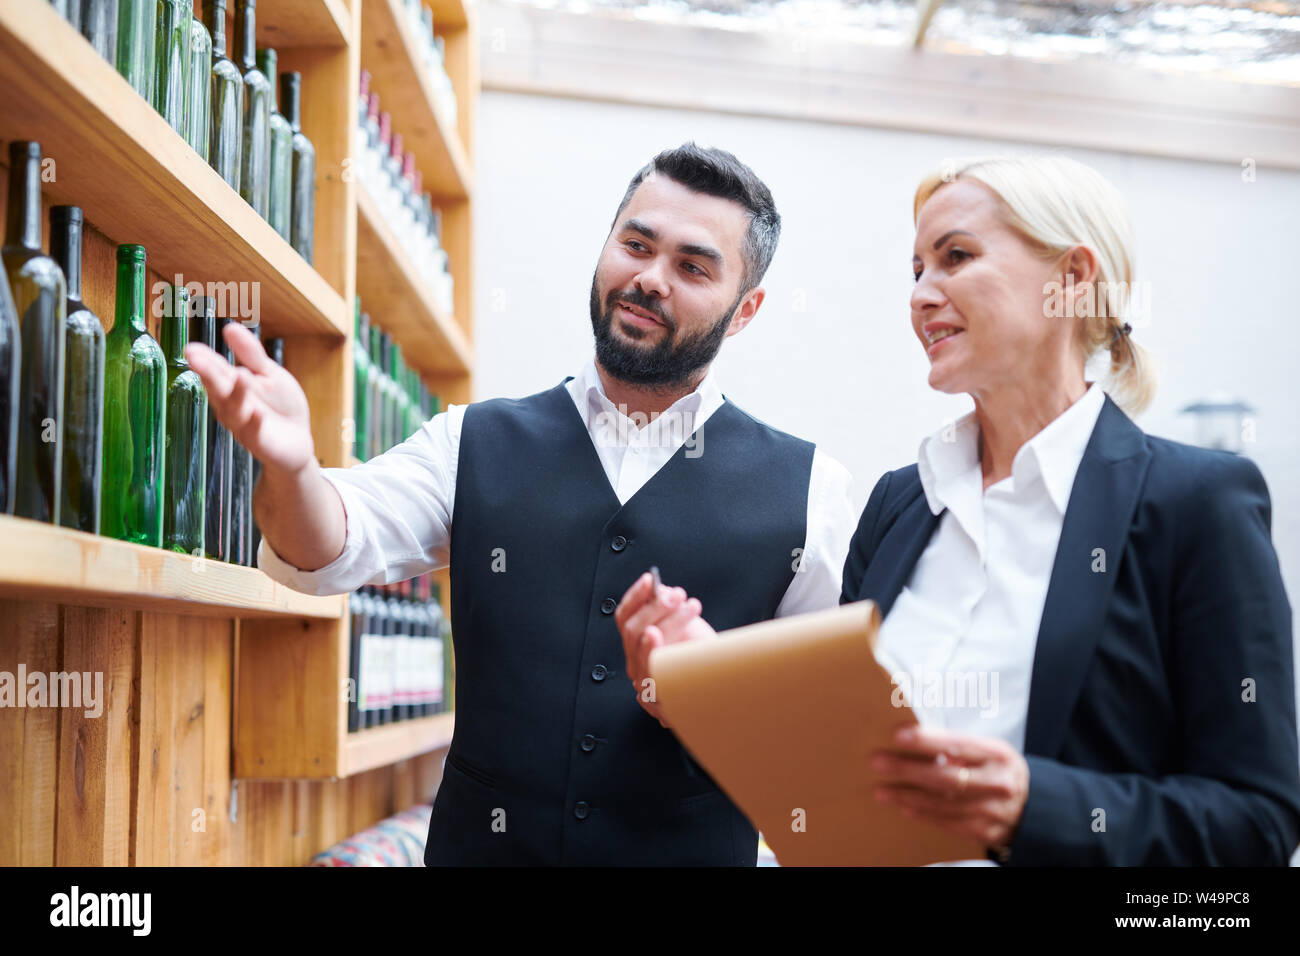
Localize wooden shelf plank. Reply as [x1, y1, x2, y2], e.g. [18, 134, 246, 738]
[360, 0, 473, 200]
[257, 0, 352, 49]
[0, 516, 344, 620]
[0, 1, 347, 340]
[356, 185, 472, 377]
[343, 713, 454, 777]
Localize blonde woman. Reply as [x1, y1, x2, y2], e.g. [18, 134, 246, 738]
[616, 155, 1300, 865]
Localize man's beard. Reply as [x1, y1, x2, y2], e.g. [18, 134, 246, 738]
[589, 275, 739, 389]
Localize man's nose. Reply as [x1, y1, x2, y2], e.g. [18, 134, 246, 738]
[633, 258, 671, 299]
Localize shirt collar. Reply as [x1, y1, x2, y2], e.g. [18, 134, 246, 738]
[574, 354, 723, 432]
[917, 382, 1107, 517]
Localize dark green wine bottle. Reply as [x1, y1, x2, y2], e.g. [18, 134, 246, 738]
[197, 310, 232, 561]
[225, 322, 254, 565]
[49, 207, 105, 534]
[367, 323, 381, 460]
[102, 244, 165, 546]
[248, 335, 283, 561]
[115, 0, 156, 101]
[0, 264, 17, 515]
[153, 0, 189, 134]
[257, 49, 293, 241]
[80, 0, 118, 64]
[160, 286, 206, 555]
[2, 142, 67, 525]
[205, 0, 243, 192]
[233, 0, 271, 218]
[184, 15, 212, 161]
[353, 305, 369, 462]
[281, 72, 316, 264]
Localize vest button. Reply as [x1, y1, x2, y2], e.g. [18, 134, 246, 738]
[611, 534, 627, 552]
[581, 734, 596, 752]
[574, 801, 590, 820]
[600, 597, 617, 615]
[591, 664, 608, 681]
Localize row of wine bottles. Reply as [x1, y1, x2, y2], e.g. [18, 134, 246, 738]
[348, 573, 453, 732]
[0, 139, 266, 564]
[352, 302, 440, 464]
[50, 0, 316, 263]
[397, 0, 459, 128]
[356, 72, 455, 318]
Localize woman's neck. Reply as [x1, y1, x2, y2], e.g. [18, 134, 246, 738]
[972, 372, 1088, 491]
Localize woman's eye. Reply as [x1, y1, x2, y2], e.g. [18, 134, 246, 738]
[912, 268, 922, 283]
[947, 248, 970, 264]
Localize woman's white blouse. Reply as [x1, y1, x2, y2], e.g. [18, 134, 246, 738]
[875, 382, 1107, 753]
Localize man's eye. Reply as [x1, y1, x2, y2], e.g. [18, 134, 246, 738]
[683, 263, 703, 275]
[626, 240, 646, 252]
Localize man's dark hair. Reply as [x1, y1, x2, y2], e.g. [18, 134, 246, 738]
[612, 143, 781, 294]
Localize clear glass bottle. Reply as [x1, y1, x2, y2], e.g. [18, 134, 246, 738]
[161, 285, 206, 555]
[184, 14, 212, 161]
[258, 49, 293, 241]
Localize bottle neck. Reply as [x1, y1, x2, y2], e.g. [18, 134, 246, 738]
[234, 0, 257, 71]
[281, 74, 302, 132]
[115, 255, 148, 335]
[5, 147, 42, 252]
[160, 290, 189, 362]
[207, 1, 229, 57]
[50, 213, 84, 303]
[258, 51, 278, 111]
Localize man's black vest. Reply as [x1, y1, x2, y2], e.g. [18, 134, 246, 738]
[426, 380, 814, 865]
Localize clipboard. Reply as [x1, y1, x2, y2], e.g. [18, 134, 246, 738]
[649, 600, 985, 866]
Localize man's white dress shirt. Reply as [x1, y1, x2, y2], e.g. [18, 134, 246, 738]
[875, 381, 1107, 751]
[259, 356, 856, 618]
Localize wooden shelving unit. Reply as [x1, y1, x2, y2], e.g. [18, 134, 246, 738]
[235, 0, 476, 781]
[0, 0, 476, 861]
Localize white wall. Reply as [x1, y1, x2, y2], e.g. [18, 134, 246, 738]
[471, 90, 1300, 713]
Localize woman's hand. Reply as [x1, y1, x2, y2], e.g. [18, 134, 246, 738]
[615, 573, 717, 728]
[872, 725, 1030, 855]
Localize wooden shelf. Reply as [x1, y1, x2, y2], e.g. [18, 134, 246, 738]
[257, 0, 352, 49]
[360, 0, 473, 200]
[356, 185, 472, 377]
[343, 713, 455, 777]
[0, 1, 347, 340]
[0, 516, 344, 620]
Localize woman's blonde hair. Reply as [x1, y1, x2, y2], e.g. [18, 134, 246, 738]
[913, 155, 1155, 417]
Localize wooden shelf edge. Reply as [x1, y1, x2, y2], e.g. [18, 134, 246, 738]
[355, 185, 473, 375]
[342, 712, 455, 777]
[0, 2, 348, 340]
[257, 0, 353, 49]
[0, 515, 345, 620]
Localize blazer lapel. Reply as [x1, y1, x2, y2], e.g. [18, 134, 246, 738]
[1022, 395, 1153, 758]
[858, 492, 942, 620]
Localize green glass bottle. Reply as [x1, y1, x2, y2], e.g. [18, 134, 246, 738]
[281, 71, 316, 264]
[3, 142, 67, 525]
[80, 0, 118, 64]
[153, 0, 189, 134]
[115, 0, 156, 101]
[257, 49, 293, 241]
[160, 286, 206, 555]
[49, 207, 105, 534]
[0, 260, 17, 515]
[233, 0, 271, 218]
[205, 0, 243, 192]
[366, 324, 381, 460]
[192, 301, 231, 562]
[102, 244, 165, 546]
[184, 14, 212, 161]
[353, 306, 369, 461]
